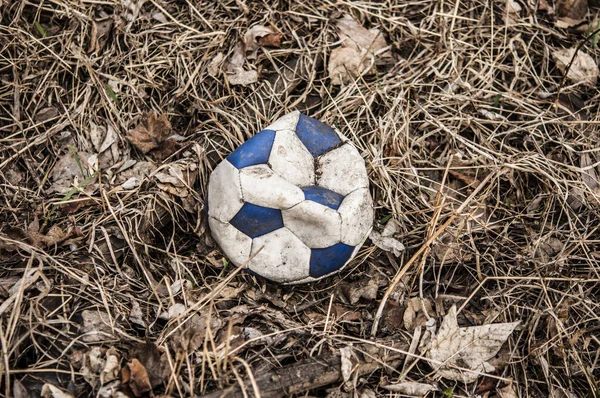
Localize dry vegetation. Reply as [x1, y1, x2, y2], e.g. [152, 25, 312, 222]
[1, 0, 600, 397]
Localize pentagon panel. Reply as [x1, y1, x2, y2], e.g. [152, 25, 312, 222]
[208, 217, 252, 266]
[282, 201, 341, 249]
[309, 242, 355, 278]
[302, 186, 344, 210]
[227, 129, 276, 169]
[248, 228, 311, 283]
[317, 143, 369, 196]
[268, 129, 315, 187]
[295, 114, 341, 157]
[264, 111, 300, 132]
[338, 188, 374, 246]
[239, 165, 304, 209]
[229, 203, 284, 238]
[207, 160, 244, 223]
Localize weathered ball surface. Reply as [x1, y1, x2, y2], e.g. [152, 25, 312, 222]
[207, 111, 373, 284]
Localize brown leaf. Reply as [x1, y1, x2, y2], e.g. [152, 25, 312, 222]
[129, 342, 170, 390]
[127, 113, 172, 154]
[13, 379, 30, 398]
[244, 25, 280, 59]
[553, 47, 598, 86]
[336, 15, 391, 59]
[125, 358, 153, 397]
[328, 46, 371, 85]
[556, 0, 588, 28]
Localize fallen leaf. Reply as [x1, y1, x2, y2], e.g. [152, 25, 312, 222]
[124, 358, 153, 397]
[369, 219, 405, 256]
[49, 150, 95, 195]
[497, 381, 519, 398]
[580, 153, 599, 191]
[126, 342, 169, 393]
[170, 312, 222, 352]
[34, 107, 59, 122]
[403, 297, 434, 331]
[504, 0, 522, 24]
[426, 305, 519, 383]
[101, 348, 121, 384]
[226, 42, 258, 86]
[244, 25, 282, 59]
[336, 15, 391, 59]
[382, 381, 438, 396]
[553, 47, 598, 86]
[328, 15, 391, 85]
[328, 46, 371, 85]
[13, 379, 30, 398]
[556, 0, 588, 28]
[339, 275, 379, 304]
[340, 346, 354, 384]
[80, 346, 106, 388]
[127, 113, 172, 154]
[81, 310, 114, 343]
[88, 14, 113, 53]
[208, 52, 225, 77]
[41, 384, 75, 398]
[432, 230, 473, 265]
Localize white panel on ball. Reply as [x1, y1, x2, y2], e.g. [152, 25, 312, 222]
[317, 143, 369, 196]
[338, 188, 374, 246]
[268, 130, 315, 187]
[239, 165, 305, 209]
[282, 201, 342, 249]
[208, 217, 253, 266]
[264, 110, 300, 132]
[207, 160, 244, 223]
[248, 227, 311, 283]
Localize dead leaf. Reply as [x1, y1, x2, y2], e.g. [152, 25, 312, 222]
[369, 219, 405, 256]
[580, 153, 599, 191]
[13, 379, 30, 398]
[328, 46, 371, 85]
[170, 312, 222, 352]
[126, 342, 169, 393]
[123, 359, 153, 397]
[432, 230, 473, 265]
[41, 384, 75, 398]
[89, 14, 114, 53]
[226, 42, 258, 86]
[336, 15, 391, 59]
[244, 25, 282, 59]
[504, 0, 522, 24]
[34, 107, 59, 122]
[208, 52, 225, 77]
[328, 15, 391, 85]
[126, 113, 172, 154]
[339, 346, 354, 385]
[101, 348, 121, 384]
[553, 47, 598, 86]
[339, 275, 379, 304]
[556, 0, 588, 28]
[497, 380, 519, 398]
[403, 297, 434, 331]
[382, 381, 438, 396]
[49, 150, 95, 195]
[426, 305, 519, 382]
[81, 310, 114, 343]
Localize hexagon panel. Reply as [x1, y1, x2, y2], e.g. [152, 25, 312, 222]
[207, 159, 244, 223]
[309, 243, 355, 278]
[268, 129, 315, 187]
[295, 114, 341, 157]
[239, 165, 304, 209]
[338, 188, 374, 246]
[208, 217, 253, 266]
[229, 203, 284, 239]
[282, 201, 341, 249]
[248, 227, 311, 283]
[317, 143, 369, 196]
[227, 129, 276, 169]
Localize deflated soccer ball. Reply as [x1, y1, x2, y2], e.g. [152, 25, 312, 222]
[207, 111, 373, 284]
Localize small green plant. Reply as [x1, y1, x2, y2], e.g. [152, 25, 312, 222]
[105, 84, 121, 107]
[34, 21, 47, 37]
[443, 386, 454, 398]
[379, 214, 393, 224]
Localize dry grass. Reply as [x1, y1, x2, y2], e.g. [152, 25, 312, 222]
[1, 0, 600, 397]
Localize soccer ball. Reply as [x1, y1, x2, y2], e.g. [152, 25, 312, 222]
[207, 111, 373, 284]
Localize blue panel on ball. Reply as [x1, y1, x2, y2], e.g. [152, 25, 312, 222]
[302, 186, 344, 210]
[227, 129, 276, 169]
[295, 114, 341, 157]
[309, 243, 355, 278]
[229, 203, 284, 238]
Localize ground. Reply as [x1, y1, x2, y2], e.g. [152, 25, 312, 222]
[1, 1, 600, 397]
